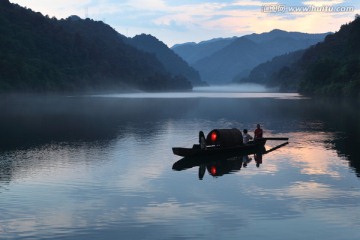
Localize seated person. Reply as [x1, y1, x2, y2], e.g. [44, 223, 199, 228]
[243, 129, 253, 144]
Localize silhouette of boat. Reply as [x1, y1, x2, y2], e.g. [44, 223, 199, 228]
[172, 128, 287, 157]
[172, 139, 266, 157]
[172, 142, 288, 179]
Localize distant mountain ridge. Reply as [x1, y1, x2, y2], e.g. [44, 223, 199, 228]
[172, 30, 330, 84]
[172, 37, 237, 64]
[193, 37, 271, 85]
[246, 29, 329, 43]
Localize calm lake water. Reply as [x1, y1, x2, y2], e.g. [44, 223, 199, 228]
[1, 89, 360, 240]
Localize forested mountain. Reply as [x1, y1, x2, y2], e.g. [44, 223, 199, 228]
[265, 16, 360, 97]
[246, 29, 329, 45]
[298, 16, 360, 97]
[235, 50, 305, 91]
[171, 37, 237, 64]
[193, 37, 271, 84]
[0, 0, 192, 93]
[173, 30, 328, 84]
[126, 34, 206, 86]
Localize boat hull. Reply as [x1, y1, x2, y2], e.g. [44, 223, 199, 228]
[172, 139, 266, 157]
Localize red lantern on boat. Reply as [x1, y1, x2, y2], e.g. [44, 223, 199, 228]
[211, 132, 217, 142]
[206, 129, 243, 146]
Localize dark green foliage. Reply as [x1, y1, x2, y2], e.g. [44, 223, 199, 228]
[295, 17, 360, 97]
[250, 17, 360, 98]
[126, 34, 206, 86]
[0, 0, 192, 93]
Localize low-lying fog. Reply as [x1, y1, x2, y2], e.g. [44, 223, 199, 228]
[194, 83, 277, 93]
[90, 83, 284, 99]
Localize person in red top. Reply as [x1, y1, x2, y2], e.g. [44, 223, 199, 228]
[254, 124, 263, 139]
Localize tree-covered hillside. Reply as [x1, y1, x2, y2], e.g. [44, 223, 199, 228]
[298, 16, 360, 97]
[0, 0, 192, 92]
[264, 16, 360, 97]
[235, 50, 305, 91]
[127, 34, 206, 86]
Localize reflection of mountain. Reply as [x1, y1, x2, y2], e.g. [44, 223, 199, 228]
[0, 95, 200, 151]
[308, 99, 360, 177]
[332, 137, 360, 177]
[0, 144, 98, 186]
[278, 98, 360, 178]
[0, 95, 202, 187]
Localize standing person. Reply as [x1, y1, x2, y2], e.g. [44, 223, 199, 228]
[254, 124, 263, 140]
[243, 129, 253, 144]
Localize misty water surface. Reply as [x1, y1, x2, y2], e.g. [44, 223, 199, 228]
[0, 89, 360, 240]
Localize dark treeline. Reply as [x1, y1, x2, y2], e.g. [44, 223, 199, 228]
[237, 50, 305, 91]
[245, 16, 360, 98]
[298, 16, 360, 97]
[0, 0, 192, 93]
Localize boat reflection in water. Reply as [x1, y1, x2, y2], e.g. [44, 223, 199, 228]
[172, 142, 288, 180]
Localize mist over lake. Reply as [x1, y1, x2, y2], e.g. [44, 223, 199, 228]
[1, 89, 360, 240]
[193, 83, 276, 93]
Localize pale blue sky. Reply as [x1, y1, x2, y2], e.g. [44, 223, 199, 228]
[10, 0, 360, 46]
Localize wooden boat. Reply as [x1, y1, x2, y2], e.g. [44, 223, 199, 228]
[172, 142, 289, 178]
[172, 128, 288, 157]
[172, 138, 266, 157]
